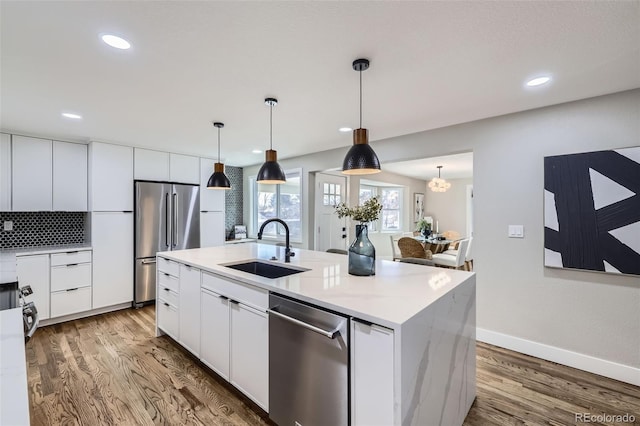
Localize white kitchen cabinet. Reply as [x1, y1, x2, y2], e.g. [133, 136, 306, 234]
[0, 133, 11, 211]
[50, 287, 92, 318]
[89, 142, 133, 211]
[91, 212, 133, 308]
[170, 153, 199, 184]
[157, 299, 180, 339]
[12, 135, 52, 211]
[199, 158, 226, 211]
[16, 254, 50, 320]
[352, 320, 395, 426]
[179, 264, 201, 356]
[134, 148, 170, 181]
[200, 211, 225, 248]
[53, 141, 87, 211]
[230, 301, 269, 411]
[200, 288, 230, 380]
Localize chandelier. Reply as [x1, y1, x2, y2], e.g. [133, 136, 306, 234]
[428, 166, 451, 192]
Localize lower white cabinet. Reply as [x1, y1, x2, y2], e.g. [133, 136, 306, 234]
[230, 301, 269, 411]
[179, 264, 201, 356]
[91, 212, 133, 309]
[200, 288, 230, 380]
[16, 254, 50, 320]
[352, 320, 395, 426]
[157, 299, 179, 339]
[51, 287, 92, 318]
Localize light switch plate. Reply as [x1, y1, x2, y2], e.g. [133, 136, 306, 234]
[508, 225, 524, 238]
[3, 221, 13, 231]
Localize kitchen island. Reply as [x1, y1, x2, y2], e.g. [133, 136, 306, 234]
[156, 243, 476, 426]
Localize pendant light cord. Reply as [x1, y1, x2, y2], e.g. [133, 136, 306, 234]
[270, 103, 273, 150]
[217, 127, 221, 162]
[359, 69, 363, 128]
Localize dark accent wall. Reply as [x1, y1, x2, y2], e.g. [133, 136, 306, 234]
[224, 166, 244, 239]
[0, 212, 87, 248]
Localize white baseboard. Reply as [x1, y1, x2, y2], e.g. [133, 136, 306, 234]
[476, 328, 640, 386]
[39, 302, 132, 327]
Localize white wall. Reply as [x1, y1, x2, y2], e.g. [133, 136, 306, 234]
[425, 177, 473, 237]
[243, 89, 640, 378]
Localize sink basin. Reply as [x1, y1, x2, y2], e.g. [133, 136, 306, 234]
[223, 260, 308, 279]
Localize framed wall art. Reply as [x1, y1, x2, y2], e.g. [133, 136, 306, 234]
[414, 193, 425, 223]
[544, 146, 640, 276]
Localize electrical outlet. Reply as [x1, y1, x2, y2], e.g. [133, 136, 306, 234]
[508, 225, 524, 238]
[3, 221, 13, 231]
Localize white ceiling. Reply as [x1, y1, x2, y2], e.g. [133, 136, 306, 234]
[384, 153, 474, 181]
[1, 1, 638, 167]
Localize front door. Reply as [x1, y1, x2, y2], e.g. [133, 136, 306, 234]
[315, 173, 347, 252]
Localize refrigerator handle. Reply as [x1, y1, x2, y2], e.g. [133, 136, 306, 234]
[173, 193, 178, 247]
[165, 192, 170, 248]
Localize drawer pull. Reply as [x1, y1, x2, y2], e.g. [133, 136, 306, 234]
[163, 272, 170, 277]
[65, 251, 78, 254]
[164, 287, 170, 291]
[66, 288, 79, 292]
[66, 263, 79, 267]
[219, 295, 229, 301]
[164, 302, 170, 307]
[229, 299, 239, 305]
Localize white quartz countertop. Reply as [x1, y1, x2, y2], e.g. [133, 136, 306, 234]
[2, 243, 92, 257]
[158, 243, 475, 328]
[0, 308, 30, 426]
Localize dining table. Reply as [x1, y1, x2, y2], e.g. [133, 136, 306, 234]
[414, 236, 453, 254]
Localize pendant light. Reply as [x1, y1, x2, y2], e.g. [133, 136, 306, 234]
[207, 122, 231, 189]
[256, 98, 286, 184]
[342, 58, 381, 175]
[428, 166, 451, 192]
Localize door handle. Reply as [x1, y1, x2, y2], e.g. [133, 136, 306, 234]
[141, 258, 157, 265]
[173, 193, 178, 247]
[165, 192, 170, 248]
[268, 307, 341, 339]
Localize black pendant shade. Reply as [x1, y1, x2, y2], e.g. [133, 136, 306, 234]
[342, 58, 381, 175]
[257, 98, 286, 184]
[207, 122, 232, 189]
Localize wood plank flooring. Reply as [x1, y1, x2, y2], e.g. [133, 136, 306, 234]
[24, 306, 640, 426]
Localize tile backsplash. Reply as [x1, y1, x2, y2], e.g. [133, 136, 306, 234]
[0, 212, 87, 248]
[225, 165, 244, 239]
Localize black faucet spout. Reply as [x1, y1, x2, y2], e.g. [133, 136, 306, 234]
[257, 218, 294, 263]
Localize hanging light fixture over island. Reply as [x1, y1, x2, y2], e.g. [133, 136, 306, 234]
[207, 121, 231, 190]
[342, 58, 381, 175]
[257, 97, 286, 184]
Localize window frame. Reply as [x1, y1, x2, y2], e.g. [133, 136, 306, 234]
[358, 184, 404, 233]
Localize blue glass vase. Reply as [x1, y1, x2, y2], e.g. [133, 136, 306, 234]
[348, 224, 375, 276]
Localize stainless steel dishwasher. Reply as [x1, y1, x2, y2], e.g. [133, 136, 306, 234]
[269, 293, 349, 426]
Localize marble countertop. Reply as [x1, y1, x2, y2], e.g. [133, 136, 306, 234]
[158, 243, 475, 328]
[2, 243, 92, 256]
[0, 308, 30, 426]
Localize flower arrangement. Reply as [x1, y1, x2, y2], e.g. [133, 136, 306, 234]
[335, 196, 383, 224]
[416, 218, 432, 233]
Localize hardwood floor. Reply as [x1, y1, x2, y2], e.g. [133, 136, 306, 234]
[25, 307, 639, 426]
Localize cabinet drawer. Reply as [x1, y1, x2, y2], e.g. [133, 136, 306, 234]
[202, 272, 268, 310]
[158, 271, 179, 293]
[51, 287, 92, 318]
[50, 263, 92, 292]
[158, 286, 179, 307]
[157, 298, 179, 339]
[158, 257, 179, 277]
[50, 250, 92, 266]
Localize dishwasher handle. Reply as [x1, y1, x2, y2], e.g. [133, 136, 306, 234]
[269, 307, 341, 339]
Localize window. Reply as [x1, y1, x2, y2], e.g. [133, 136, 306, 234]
[251, 169, 302, 241]
[359, 184, 403, 232]
[322, 182, 342, 206]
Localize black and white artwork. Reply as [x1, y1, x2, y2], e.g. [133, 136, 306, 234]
[544, 146, 640, 276]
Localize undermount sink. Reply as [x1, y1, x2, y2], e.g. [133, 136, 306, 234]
[223, 260, 308, 279]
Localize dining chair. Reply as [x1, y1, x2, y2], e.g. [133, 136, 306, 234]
[397, 257, 434, 267]
[398, 237, 430, 259]
[389, 234, 403, 261]
[431, 238, 469, 269]
[464, 237, 473, 271]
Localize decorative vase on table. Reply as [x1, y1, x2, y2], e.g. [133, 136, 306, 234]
[348, 224, 375, 276]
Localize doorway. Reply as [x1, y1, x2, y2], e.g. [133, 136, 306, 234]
[314, 172, 347, 252]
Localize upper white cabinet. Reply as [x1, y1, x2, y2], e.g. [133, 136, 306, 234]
[0, 134, 11, 211]
[170, 153, 199, 184]
[199, 157, 225, 212]
[53, 141, 87, 211]
[12, 135, 52, 211]
[200, 211, 225, 248]
[91, 211, 133, 308]
[134, 148, 170, 181]
[89, 142, 133, 211]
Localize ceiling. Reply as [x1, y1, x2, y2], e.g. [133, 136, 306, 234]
[1, 1, 638, 167]
[384, 153, 474, 181]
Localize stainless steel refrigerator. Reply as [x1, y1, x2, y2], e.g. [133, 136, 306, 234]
[134, 181, 200, 306]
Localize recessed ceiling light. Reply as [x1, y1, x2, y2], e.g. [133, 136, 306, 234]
[526, 76, 551, 87]
[101, 34, 131, 50]
[339, 127, 352, 133]
[252, 149, 262, 154]
[62, 112, 82, 119]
